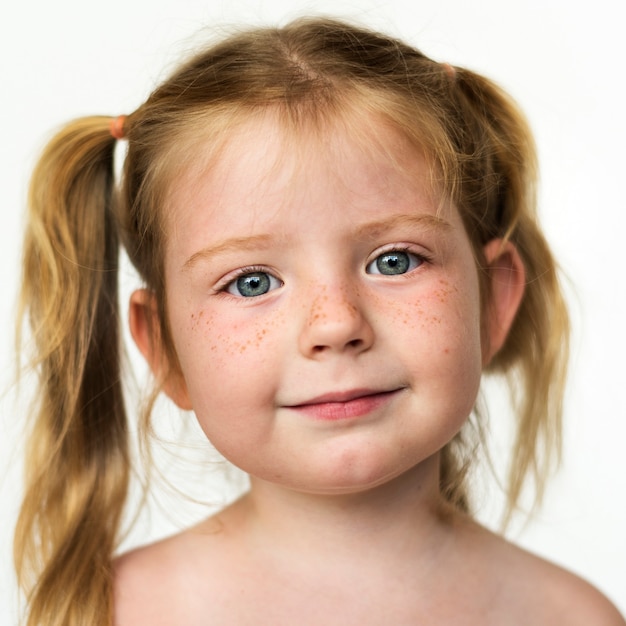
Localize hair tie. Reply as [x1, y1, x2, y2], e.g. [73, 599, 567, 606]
[110, 115, 127, 140]
[442, 63, 456, 80]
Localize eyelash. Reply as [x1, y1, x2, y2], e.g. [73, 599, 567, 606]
[365, 246, 431, 276]
[215, 265, 283, 298]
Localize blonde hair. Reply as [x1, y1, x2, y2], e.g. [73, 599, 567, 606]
[15, 17, 568, 625]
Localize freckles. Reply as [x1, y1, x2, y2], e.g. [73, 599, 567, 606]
[375, 281, 454, 342]
[213, 313, 282, 361]
[189, 309, 274, 343]
[231, 327, 271, 354]
[407, 298, 442, 329]
[306, 295, 328, 326]
[305, 285, 361, 326]
[226, 330, 269, 355]
[339, 285, 360, 318]
[189, 309, 206, 331]
[417, 279, 463, 329]
[368, 291, 414, 328]
[433, 279, 455, 303]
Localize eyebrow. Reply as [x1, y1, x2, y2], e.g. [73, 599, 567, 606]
[354, 213, 452, 240]
[182, 234, 276, 271]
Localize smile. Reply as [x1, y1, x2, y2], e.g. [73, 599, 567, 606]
[286, 388, 404, 421]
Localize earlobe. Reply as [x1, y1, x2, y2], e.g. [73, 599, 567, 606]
[481, 239, 526, 365]
[128, 289, 193, 410]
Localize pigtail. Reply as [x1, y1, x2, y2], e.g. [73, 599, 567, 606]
[451, 69, 570, 523]
[14, 117, 129, 625]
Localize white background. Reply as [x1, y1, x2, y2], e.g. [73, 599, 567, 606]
[1, 0, 625, 622]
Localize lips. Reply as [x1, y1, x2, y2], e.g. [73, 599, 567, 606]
[286, 388, 403, 421]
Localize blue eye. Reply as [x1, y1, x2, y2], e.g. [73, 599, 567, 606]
[367, 250, 422, 276]
[226, 271, 282, 297]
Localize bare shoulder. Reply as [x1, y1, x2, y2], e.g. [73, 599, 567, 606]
[113, 531, 196, 625]
[113, 516, 234, 626]
[462, 521, 625, 625]
[519, 553, 625, 625]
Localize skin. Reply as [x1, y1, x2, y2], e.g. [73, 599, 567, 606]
[115, 111, 625, 625]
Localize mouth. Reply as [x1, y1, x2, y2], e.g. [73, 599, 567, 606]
[286, 388, 404, 421]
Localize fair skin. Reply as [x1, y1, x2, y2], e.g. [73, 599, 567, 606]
[115, 112, 625, 625]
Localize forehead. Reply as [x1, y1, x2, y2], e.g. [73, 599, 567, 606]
[164, 109, 442, 238]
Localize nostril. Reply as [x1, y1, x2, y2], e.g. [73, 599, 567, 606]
[312, 338, 363, 353]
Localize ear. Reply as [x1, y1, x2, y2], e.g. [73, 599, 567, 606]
[129, 289, 193, 410]
[481, 239, 526, 365]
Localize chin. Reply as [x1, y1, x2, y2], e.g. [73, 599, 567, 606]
[283, 452, 437, 497]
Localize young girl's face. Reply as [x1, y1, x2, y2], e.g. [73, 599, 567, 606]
[154, 111, 487, 495]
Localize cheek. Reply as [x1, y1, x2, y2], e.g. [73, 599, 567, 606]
[172, 304, 287, 414]
[171, 306, 286, 448]
[386, 275, 483, 409]
[188, 310, 268, 362]
[183, 307, 283, 363]
[375, 277, 482, 353]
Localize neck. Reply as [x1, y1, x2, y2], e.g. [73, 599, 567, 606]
[231, 453, 458, 569]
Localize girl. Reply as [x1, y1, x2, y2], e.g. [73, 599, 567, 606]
[14, 17, 625, 626]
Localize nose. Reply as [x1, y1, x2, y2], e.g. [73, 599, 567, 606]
[298, 284, 374, 359]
